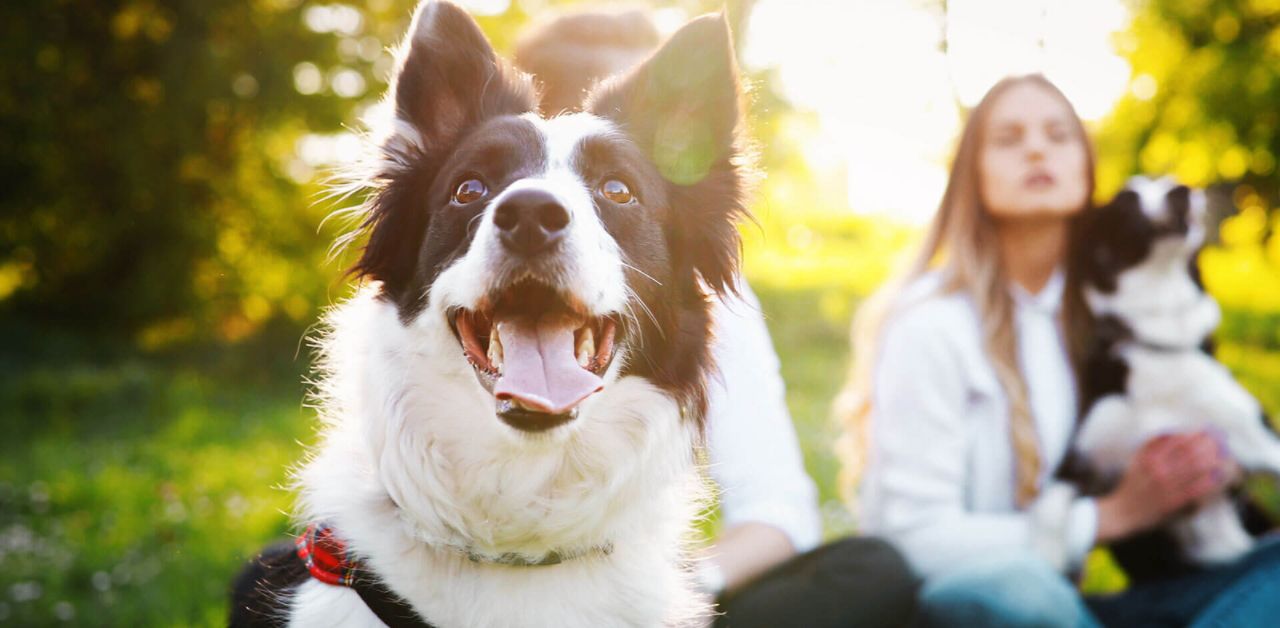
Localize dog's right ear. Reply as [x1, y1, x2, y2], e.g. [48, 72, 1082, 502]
[351, 1, 537, 292]
[585, 14, 749, 296]
[1076, 191, 1140, 295]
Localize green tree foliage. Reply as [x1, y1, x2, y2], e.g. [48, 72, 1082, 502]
[1088, 0, 1280, 348]
[1097, 0, 1280, 218]
[1, 1, 349, 340]
[0, 0, 749, 348]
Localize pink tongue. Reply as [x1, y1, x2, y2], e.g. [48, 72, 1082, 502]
[493, 316, 604, 415]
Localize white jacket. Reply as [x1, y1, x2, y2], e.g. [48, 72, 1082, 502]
[859, 270, 1097, 577]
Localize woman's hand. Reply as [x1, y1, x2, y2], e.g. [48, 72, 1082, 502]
[1095, 431, 1235, 544]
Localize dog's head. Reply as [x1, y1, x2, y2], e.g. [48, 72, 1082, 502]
[1076, 176, 1215, 341]
[343, 1, 748, 436]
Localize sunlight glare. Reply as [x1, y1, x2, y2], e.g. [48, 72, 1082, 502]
[745, 0, 1130, 223]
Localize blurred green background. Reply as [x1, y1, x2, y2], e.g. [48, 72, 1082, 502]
[3, 0, 1279, 624]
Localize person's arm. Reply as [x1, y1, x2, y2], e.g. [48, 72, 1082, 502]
[701, 281, 822, 594]
[700, 522, 796, 593]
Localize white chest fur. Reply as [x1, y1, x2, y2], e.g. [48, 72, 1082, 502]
[288, 292, 709, 627]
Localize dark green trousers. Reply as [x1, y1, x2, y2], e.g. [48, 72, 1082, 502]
[714, 536, 920, 628]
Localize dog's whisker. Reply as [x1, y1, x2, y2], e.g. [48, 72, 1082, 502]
[620, 261, 661, 287]
[630, 290, 660, 331]
[622, 287, 661, 341]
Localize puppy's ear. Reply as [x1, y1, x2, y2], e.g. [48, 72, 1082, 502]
[587, 14, 750, 295]
[1073, 204, 1114, 294]
[1164, 184, 1191, 231]
[352, 1, 537, 291]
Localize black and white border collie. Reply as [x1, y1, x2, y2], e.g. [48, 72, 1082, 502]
[1071, 176, 1280, 568]
[231, 2, 750, 626]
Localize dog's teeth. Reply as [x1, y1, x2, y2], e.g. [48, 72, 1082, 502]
[487, 324, 503, 372]
[576, 327, 594, 368]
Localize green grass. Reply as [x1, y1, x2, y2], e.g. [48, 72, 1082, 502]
[3, 290, 1279, 624]
[1, 333, 315, 626]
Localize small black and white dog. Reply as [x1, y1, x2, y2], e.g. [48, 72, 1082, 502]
[230, 2, 749, 626]
[1072, 176, 1280, 568]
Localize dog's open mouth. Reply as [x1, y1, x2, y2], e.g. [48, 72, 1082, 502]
[450, 280, 618, 432]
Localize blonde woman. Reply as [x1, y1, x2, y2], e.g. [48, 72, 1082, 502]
[841, 74, 1280, 626]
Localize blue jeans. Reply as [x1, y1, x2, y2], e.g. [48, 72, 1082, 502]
[918, 554, 1099, 628]
[918, 540, 1280, 628]
[1087, 536, 1280, 628]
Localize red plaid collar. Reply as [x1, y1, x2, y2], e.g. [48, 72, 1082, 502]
[295, 523, 436, 628]
[296, 523, 361, 586]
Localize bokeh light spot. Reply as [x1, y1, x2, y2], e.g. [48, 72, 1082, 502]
[292, 62, 323, 95]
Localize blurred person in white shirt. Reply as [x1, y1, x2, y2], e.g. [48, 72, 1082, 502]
[515, 11, 918, 627]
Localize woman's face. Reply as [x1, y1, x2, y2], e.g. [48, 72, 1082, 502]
[978, 82, 1090, 221]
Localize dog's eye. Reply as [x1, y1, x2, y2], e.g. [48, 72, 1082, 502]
[453, 178, 487, 205]
[600, 179, 635, 205]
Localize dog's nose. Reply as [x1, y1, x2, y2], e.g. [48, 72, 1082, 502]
[493, 189, 570, 256]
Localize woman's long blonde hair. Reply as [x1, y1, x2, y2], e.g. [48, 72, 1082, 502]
[835, 75, 1096, 510]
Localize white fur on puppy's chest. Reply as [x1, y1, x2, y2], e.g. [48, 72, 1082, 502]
[1077, 347, 1264, 473]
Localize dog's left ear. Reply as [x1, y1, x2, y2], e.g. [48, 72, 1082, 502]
[586, 14, 749, 295]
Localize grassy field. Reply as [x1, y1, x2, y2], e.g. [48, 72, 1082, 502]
[4, 280, 1279, 625]
[0, 327, 311, 626]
